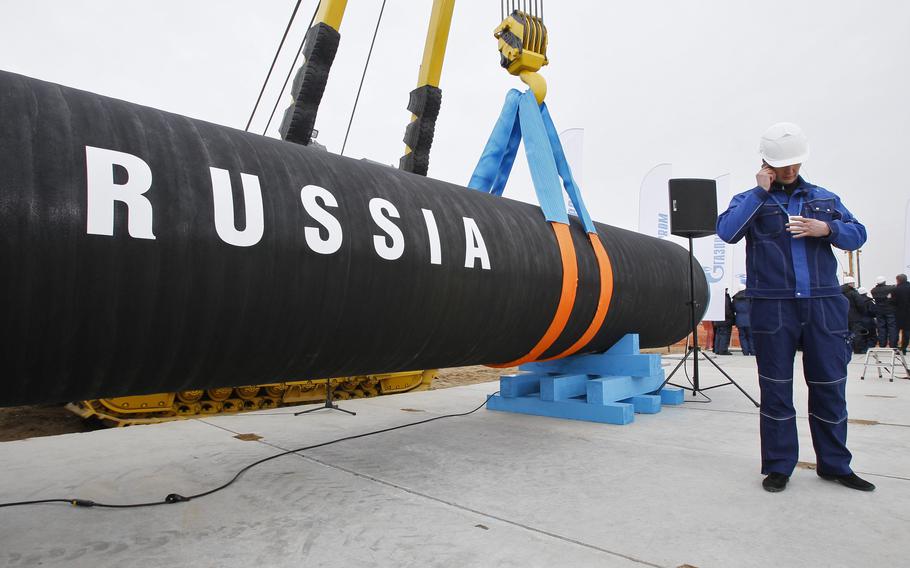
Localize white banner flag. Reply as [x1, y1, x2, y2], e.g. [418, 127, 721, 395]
[637, 163, 679, 242]
[559, 128, 584, 217]
[691, 174, 733, 321]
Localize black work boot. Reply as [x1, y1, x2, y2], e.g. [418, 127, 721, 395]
[762, 473, 789, 493]
[817, 471, 876, 491]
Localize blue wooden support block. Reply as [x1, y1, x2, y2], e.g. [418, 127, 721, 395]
[521, 334, 661, 378]
[487, 334, 681, 426]
[586, 376, 632, 404]
[540, 374, 589, 401]
[625, 394, 662, 414]
[522, 352, 660, 378]
[487, 394, 634, 425]
[500, 373, 544, 398]
[659, 387, 685, 405]
[585, 370, 665, 405]
[607, 333, 640, 355]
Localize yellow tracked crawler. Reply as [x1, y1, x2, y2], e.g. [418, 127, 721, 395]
[66, 371, 435, 427]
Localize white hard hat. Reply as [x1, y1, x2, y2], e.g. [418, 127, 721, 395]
[759, 122, 809, 167]
[857, 287, 868, 295]
[843, 276, 856, 285]
[875, 276, 886, 284]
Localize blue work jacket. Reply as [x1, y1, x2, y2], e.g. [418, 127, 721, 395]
[716, 177, 866, 299]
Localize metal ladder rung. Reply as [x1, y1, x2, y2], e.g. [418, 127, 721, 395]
[860, 348, 909, 382]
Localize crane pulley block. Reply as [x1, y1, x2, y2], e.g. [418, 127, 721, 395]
[495, 8, 549, 103]
[495, 10, 548, 75]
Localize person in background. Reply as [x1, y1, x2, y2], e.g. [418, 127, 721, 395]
[713, 288, 734, 355]
[732, 283, 754, 355]
[842, 277, 868, 354]
[870, 276, 897, 348]
[855, 287, 876, 353]
[839, 275, 856, 295]
[894, 274, 910, 355]
[717, 122, 874, 493]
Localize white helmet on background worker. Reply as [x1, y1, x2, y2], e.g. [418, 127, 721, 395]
[843, 276, 856, 286]
[875, 276, 886, 284]
[759, 122, 809, 167]
[857, 287, 868, 295]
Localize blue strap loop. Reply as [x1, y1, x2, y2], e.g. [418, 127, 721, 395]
[468, 89, 596, 234]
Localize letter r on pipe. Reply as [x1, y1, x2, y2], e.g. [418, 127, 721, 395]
[85, 146, 156, 239]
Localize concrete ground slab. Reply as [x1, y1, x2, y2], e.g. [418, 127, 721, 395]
[1, 353, 908, 568]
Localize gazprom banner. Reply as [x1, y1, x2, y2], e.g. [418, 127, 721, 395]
[692, 174, 733, 321]
[637, 165, 730, 322]
[717, 175, 742, 292]
[637, 163, 679, 242]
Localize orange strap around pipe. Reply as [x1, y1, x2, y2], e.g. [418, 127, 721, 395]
[540, 232, 614, 360]
[489, 221, 578, 368]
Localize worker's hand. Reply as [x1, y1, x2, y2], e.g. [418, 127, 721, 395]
[787, 216, 831, 239]
[756, 165, 776, 191]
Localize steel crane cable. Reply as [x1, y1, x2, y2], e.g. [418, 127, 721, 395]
[263, 1, 322, 136]
[340, 0, 388, 156]
[244, 0, 307, 132]
[502, 0, 543, 19]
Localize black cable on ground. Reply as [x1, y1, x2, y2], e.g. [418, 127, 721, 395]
[244, 0, 306, 132]
[340, 0, 387, 156]
[263, 1, 321, 136]
[0, 393, 498, 510]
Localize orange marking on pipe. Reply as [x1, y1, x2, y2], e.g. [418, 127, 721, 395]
[541, 232, 614, 360]
[489, 222, 578, 368]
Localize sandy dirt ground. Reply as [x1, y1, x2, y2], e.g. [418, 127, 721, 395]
[431, 365, 516, 390]
[0, 366, 517, 442]
[0, 404, 100, 442]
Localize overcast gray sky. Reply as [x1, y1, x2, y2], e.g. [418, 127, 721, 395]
[1, 0, 908, 282]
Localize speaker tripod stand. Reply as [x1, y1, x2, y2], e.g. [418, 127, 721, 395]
[295, 380, 356, 416]
[659, 236, 759, 407]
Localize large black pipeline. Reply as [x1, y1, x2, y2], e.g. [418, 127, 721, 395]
[0, 70, 708, 407]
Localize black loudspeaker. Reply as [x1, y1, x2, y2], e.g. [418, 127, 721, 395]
[669, 178, 718, 238]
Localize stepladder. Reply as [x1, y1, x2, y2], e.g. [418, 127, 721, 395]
[860, 348, 910, 382]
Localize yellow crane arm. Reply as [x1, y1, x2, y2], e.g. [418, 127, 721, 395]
[399, 0, 456, 176]
[315, 0, 348, 31]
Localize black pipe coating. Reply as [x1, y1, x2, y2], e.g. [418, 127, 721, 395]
[0, 70, 707, 407]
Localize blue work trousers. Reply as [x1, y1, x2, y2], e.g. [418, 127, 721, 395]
[751, 296, 853, 476]
[862, 318, 879, 350]
[738, 326, 754, 355]
[713, 324, 732, 354]
[875, 313, 897, 348]
[849, 322, 868, 354]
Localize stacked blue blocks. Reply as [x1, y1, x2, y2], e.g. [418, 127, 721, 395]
[486, 334, 684, 425]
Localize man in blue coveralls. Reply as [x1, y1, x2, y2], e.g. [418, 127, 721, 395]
[717, 122, 875, 493]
